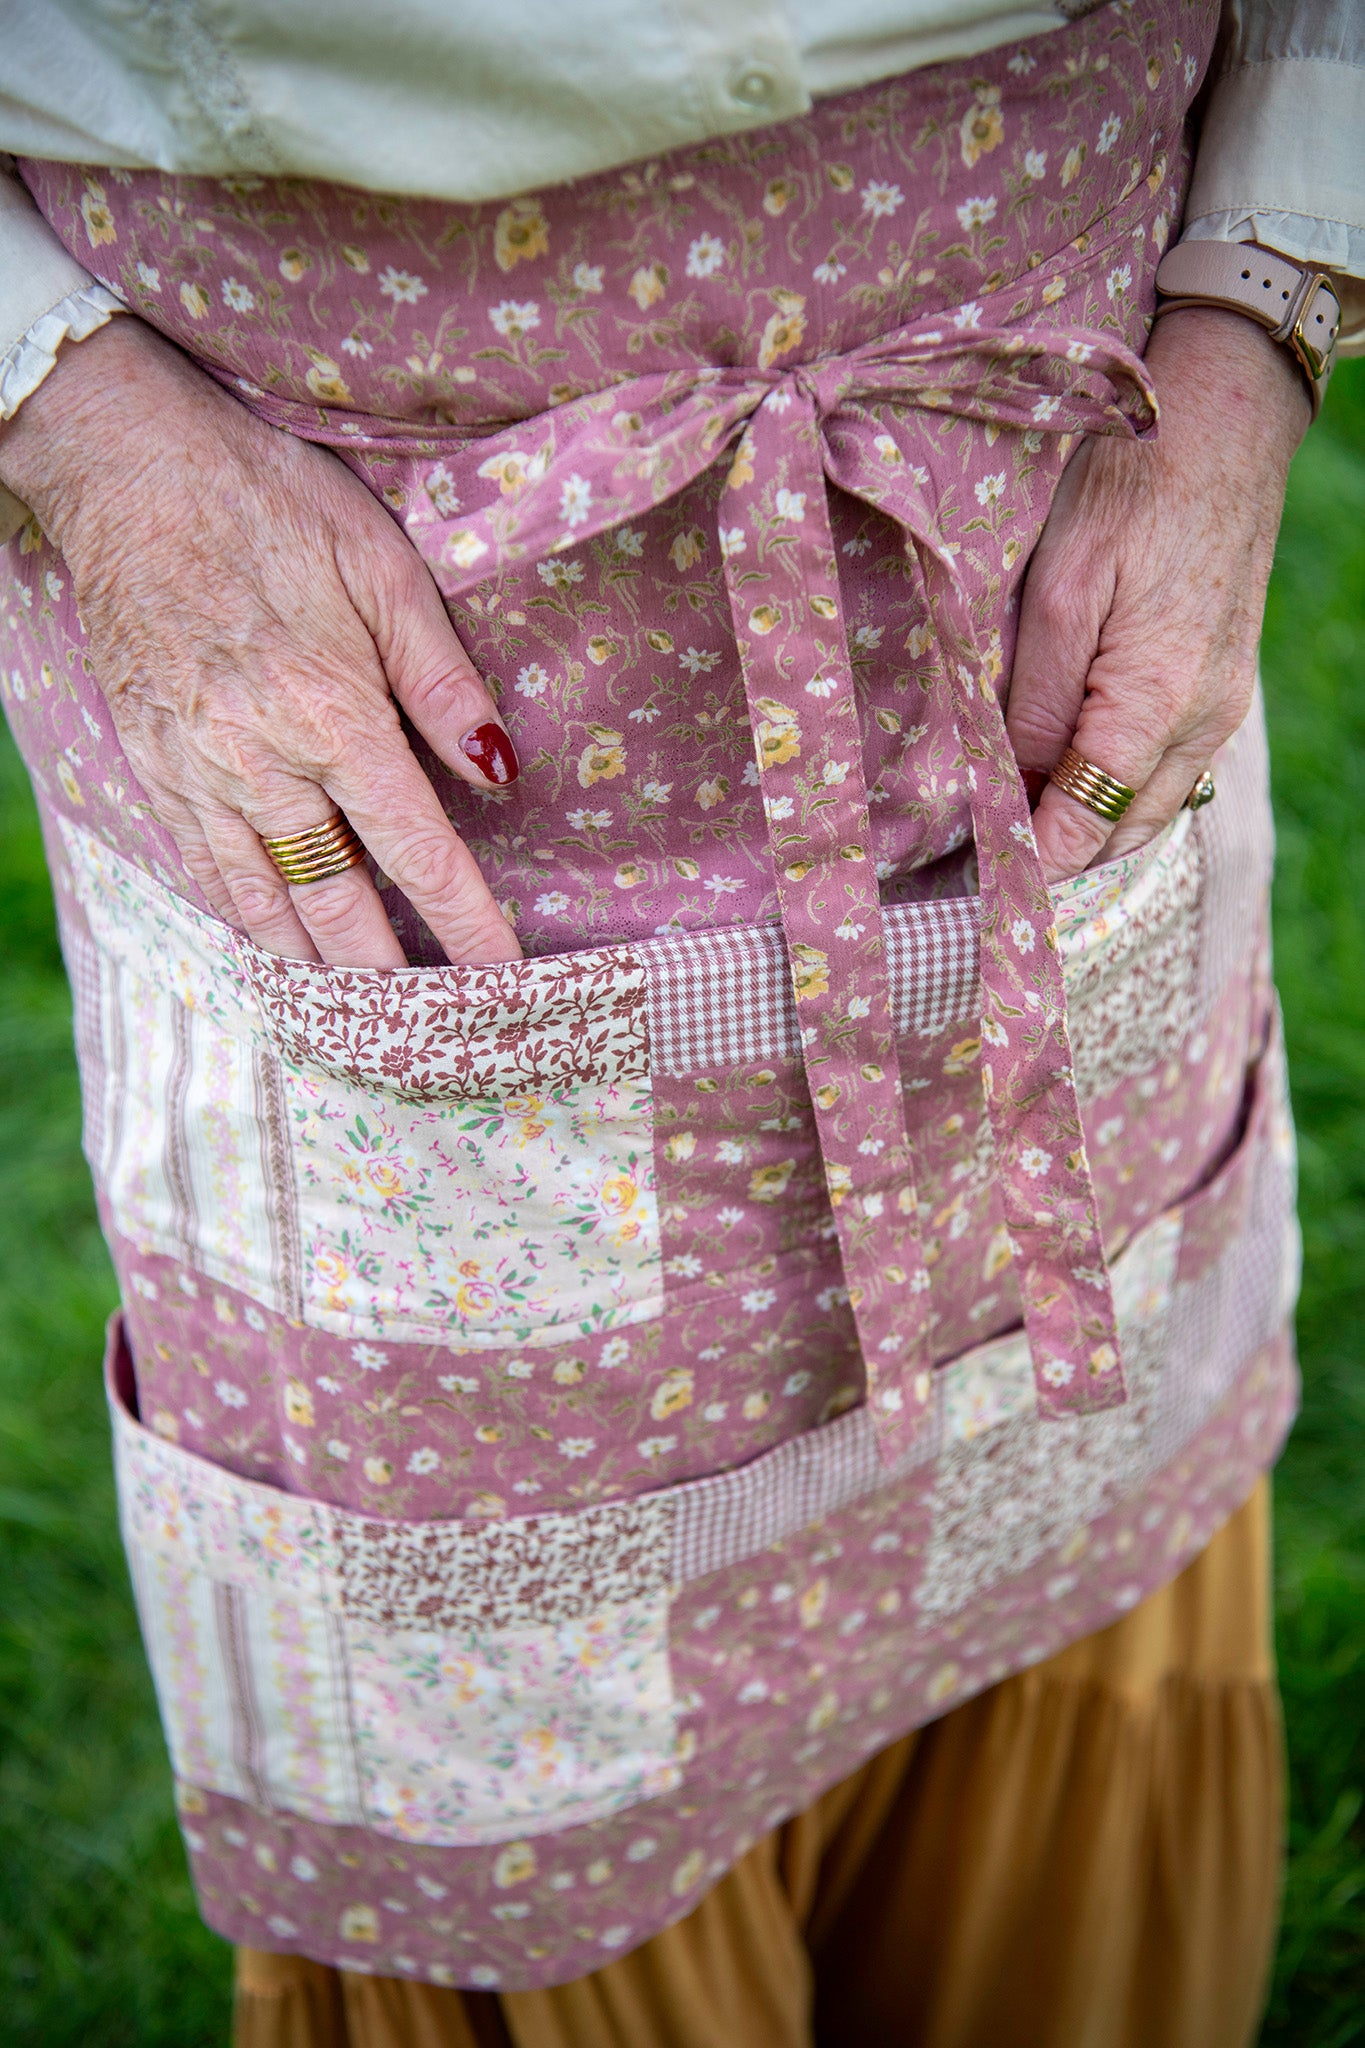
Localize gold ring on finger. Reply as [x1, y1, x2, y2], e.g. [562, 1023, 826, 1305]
[261, 813, 366, 886]
[1183, 770, 1216, 811]
[1047, 746, 1137, 824]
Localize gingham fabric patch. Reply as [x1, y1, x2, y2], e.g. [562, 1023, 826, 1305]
[669, 1396, 925, 1586]
[883, 897, 980, 1040]
[641, 925, 800, 1077]
[640, 897, 979, 1079]
[641, 826, 1212, 1090]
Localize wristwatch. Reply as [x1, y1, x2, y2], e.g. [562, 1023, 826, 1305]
[1153, 241, 1342, 418]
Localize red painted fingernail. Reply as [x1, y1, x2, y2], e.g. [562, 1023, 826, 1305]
[1021, 768, 1047, 809]
[460, 722, 520, 786]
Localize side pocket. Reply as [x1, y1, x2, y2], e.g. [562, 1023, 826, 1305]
[1175, 1003, 1293, 1291]
[1149, 1006, 1299, 1452]
[60, 819, 288, 1313]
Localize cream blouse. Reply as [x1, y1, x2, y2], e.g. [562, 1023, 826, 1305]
[0, 0, 1360, 506]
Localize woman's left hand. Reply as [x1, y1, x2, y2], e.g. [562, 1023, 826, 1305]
[1007, 302, 1311, 882]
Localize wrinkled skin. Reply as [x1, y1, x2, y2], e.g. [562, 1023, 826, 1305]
[1008, 304, 1309, 879]
[0, 303, 1309, 960]
[0, 316, 521, 968]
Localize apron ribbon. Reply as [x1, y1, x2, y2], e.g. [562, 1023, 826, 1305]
[232, 312, 1157, 1461]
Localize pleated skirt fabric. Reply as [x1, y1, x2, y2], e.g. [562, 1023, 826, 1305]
[233, 1478, 1281, 2048]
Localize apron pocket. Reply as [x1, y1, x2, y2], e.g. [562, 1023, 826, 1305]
[1052, 812, 1202, 1101]
[918, 1010, 1294, 1618]
[108, 1324, 680, 1847]
[62, 819, 665, 1349]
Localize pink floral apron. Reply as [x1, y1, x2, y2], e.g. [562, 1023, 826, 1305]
[3, 0, 1299, 1988]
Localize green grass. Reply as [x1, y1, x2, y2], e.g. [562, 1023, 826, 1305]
[0, 696, 232, 2036]
[1, 363, 1363, 2046]
[1258, 359, 1365, 2045]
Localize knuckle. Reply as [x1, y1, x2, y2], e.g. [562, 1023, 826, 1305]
[248, 695, 345, 780]
[203, 658, 386, 784]
[1029, 568, 1091, 642]
[1074, 701, 1168, 784]
[1156, 669, 1251, 756]
[179, 687, 294, 793]
[177, 848, 242, 925]
[397, 660, 479, 725]
[142, 780, 199, 836]
[380, 540, 436, 606]
[228, 870, 295, 931]
[202, 724, 280, 796]
[1008, 699, 1073, 767]
[383, 826, 470, 902]
[376, 823, 516, 960]
[250, 781, 339, 838]
[232, 774, 325, 838]
[326, 707, 405, 780]
[306, 701, 386, 775]
[291, 873, 373, 944]
[1153, 670, 1204, 732]
[1207, 675, 1255, 746]
[438, 899, 520, 965]
[1042, 799, 1108, 875]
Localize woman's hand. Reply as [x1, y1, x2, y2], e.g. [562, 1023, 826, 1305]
[0, 316, 520, 968]
[1007, 304, 1311, 882]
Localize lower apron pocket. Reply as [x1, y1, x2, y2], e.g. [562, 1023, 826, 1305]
[108, 1324, 680, 1847]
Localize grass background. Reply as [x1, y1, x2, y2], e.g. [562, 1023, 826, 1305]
[1, 362, 1362, 2046]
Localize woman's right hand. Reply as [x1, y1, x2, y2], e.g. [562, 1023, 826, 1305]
[0, 315, 520, 968]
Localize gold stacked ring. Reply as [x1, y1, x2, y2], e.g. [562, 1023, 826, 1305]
[261, 814, 366, 886]
[1184, 770, 1216, 811]
[1048, 746, 1137, 824]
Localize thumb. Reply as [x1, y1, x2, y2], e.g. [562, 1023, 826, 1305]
[337, 518, 521, 794]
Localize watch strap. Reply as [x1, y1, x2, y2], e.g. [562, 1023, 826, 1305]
[1154, 241, 1341, 417]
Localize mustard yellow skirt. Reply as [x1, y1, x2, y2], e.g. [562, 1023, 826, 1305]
[234, 1481, 1281, 2048]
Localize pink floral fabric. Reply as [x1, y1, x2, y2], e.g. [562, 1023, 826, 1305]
[19, 6, 1216, 1444]
[0, 0, 1303, 1990]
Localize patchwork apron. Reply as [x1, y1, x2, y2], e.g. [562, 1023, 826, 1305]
[3, 0, 1299, 1988]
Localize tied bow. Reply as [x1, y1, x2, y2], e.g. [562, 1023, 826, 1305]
[241, 314, 1157, 1463]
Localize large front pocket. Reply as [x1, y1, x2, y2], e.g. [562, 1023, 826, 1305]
[64, 810, 1205, 1368]
[247, 965, 661, 1349]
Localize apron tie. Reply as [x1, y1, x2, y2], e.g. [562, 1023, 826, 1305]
[235, 312, 1157, 1461]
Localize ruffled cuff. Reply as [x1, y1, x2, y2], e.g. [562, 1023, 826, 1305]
[0, 279, 126, 421]
[0, 282, 126, 544]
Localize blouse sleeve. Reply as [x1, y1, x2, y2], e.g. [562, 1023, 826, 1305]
[0, 164, 126, 543]
[1179, 0, 1365, 353]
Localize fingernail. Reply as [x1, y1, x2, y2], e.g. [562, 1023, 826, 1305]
[1021, 768, 1047, 809]
[460, 722, 520, 786]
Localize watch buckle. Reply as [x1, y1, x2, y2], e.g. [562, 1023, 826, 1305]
[1285, 272, 1339, 386]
